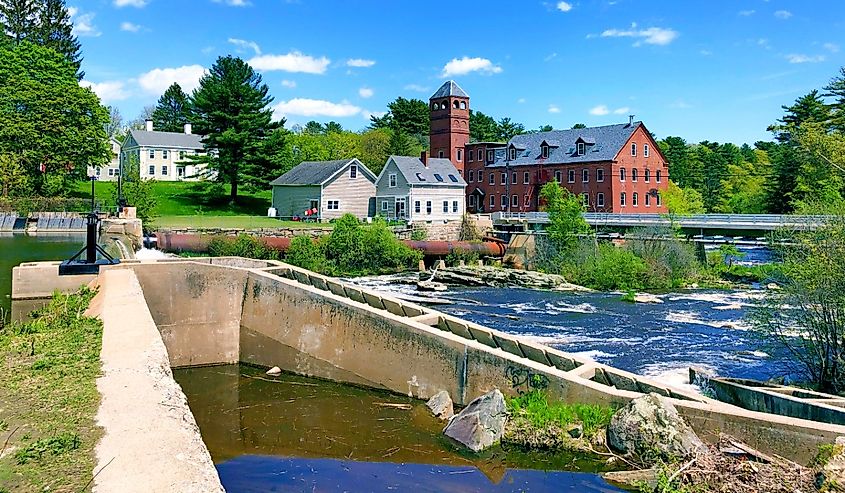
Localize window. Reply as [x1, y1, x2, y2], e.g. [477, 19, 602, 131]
[95, 167, 101, 176]
[656, 170, 662, 183]
[460, 101, 466, 110]
[438, 150, 444, 158]
[501, 195, 507, 208]
[512, 172, 517, 184]
[509, 194, 517, 207]
[632, 192, 639, 207]
[327, 200, 340, 210]
[468, 170, 474, 183]
[487, 150, 494, 162]
[620, 192, 627, 207]
[179, 151, 186, 160]
[389, 173, 397, 187]
[489, 173, 494, 185]
[453, 101, 460, 109]
[434, 173, 444, 182]
[644, 144, 650, 158]
[523, 171, 530, 184]
[631, 143, 637, 156]
[149, 149, 155, 159]
[568, 169, 575, 183]
[426, 201, 432, 214]
[524, 195, 530, 206]
[577, 142, 585, 156]
[656, 193, 662, 206]
[457, 149, 462, 162]
[597, 193, 605, 208]
[449, 174, 458, 183]
[509, 148, 516, 160]
[582, 169, 589, 183]
[107, 168, 114, 176]
[554, 170, 562, 183]
[597, 169, 604, 182]
[469, 195, 476, 207]
[350, 165, 358, 178]
[415, 201, 421, 213]
[148, 165, 155, 175]
[489, 195, 495, 208]
[416, 172, 426, 182]
[632, 168, 638, 182]
[581, 193, 589, 206]
[381, 200, 388, 212]
[177, 167, 185, 178]
[645, 193, 651, 207]
[501, 173, 507, 185]
[452, 200, 458, 213]
[620, 167, 626, 181]
[162, 165, 168, 176]
[443, 201, 449, 213]
[468, 150, 474, 161]
[162, 150, 169, 160]
[478, 171, 484, 184]
[541, 145, 549, 159]
[646, 169, 652, 182]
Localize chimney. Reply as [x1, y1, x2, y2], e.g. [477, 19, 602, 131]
[628, 114, 635, 127]
[420, 151, 428, 167]
[145, 119, 153, 132]
[184, 123, 192, 135]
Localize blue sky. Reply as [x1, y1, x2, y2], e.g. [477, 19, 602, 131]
[73, 0, 845, 144]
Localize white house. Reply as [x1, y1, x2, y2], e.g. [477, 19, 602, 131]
[121, 120, 208, 181]
[88, 138, 122, 181]
[374, 153, 467, 222]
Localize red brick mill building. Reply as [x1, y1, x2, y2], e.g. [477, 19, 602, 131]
[427, 80, 669, 214]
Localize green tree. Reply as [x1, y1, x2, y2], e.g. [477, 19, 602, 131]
[324, 121, 343, 134]
[112, 154, 157, 226]
[0, 41, 110, 195]
[189, 55, 280, 202]
[0, 0, 82, 78]
[151, 82, 191, 133]
[768, 90, 831, 141]
[0, 0, 38, 44]
[469, 110, 498, 142]
[537, 124, 553, 132]
[823, 67, 845, 133]
[790, 123, 845, 210]
[540, 180, 590, 251]
[571, 123, 587, 129]
[661, 181, 705, 216]
[0, 153, 31, 196]
[716, 154, 769, 214]
[303, 120, 324, 135]
[496, 117, 525, 141]
[369, 96, 429, 142]
[358, 128, 391, 175]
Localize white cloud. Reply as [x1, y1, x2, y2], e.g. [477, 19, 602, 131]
[774, 10, 792, 19]
[138, 65, 205, 95]
[281, 79, 296, 88]
[113, 0, 147, 7]
[212, 0, 250, 6]
[517, 98, 526, 104]
[346, 58, 375, 68]
[738, 9, 755, 16]
[824, 43, 840, 53]
[548, 104, 561, 114]
[273, 98, 361, 118]
[441, 56, 502, 77]
[544, 52, 558, 62]
[599, 23, 678, 46]
[589, 105, 610, 116]
[68, 8, 100, 37]
[120, 21, 141, 32]
[786, 54, 826, 64]
[404, 84, 429, 92]
[228, 38, 261, 55]
[556, 1, 572, 12]
[613, 107, 630, 115]
[358, 87, 374, 98]
[80, 80, 129, 102]
[670, 100, 692, 109]
[248, 51, 330, 74]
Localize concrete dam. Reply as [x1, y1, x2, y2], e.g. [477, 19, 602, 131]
[12, 257, 845, 491]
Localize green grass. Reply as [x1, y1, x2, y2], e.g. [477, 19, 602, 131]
[506, 391, 615, 437]
[0, 288, 102, 492]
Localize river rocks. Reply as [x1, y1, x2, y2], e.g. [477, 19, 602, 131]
[426, 391, 454, 420]
[607, 393, 706, 461]
[633, 293, 664, 304]
[443, 389, 508, 452]
[265, 366, 282, 376]
[816, 437, 845, 491]
[429, 266, 590, 291]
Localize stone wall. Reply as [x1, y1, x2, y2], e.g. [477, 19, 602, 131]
[156, 227, 332, 239]
[410, 220, 462, 241]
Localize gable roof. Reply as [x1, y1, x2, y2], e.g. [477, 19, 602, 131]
[127, 129, 203, 149]
[490, 122, 643, 167]
[270, 159, 374, 186]
[387, 155, 467, 187]
[430, 80, 469, 100]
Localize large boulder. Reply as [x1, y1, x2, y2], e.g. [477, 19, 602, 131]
[426, 390, 454, 420]
[816, 437, 845, 491]
[443, 389, 508, 452]
[607, 393, 706, 461]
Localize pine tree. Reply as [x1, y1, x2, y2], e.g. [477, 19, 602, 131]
[151, 83, 191, 133]
[767, 90, 831, 141]
[35, 0, 82, 79]
[190, 55, 280, 203]
[0, 0, 38, 44]
[824, 67, 845, 133]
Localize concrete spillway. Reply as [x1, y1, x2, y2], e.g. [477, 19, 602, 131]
[11, 258, 845, 491]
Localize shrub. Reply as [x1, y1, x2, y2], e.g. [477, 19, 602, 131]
[208, 234, 278, 260]
[359, 218, 422, 273]
[323, 214, 366, 272]
[562, 243, 650, 291]
[284, 235, 326, 272]
[445, 248, 480, 267]
[410, 228, 427, 241]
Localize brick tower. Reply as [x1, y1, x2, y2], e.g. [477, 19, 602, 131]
[429, 80, 470, 173]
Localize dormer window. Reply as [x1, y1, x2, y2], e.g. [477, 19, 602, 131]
[434, 173, 444, 182]
[577, 142, 585, 156]
[448, 174, 458, 183]
[509, 148, 516, 160]
[541, 145, 549, 159]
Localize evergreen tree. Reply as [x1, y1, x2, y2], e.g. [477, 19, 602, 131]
[0, 0, 38, 44]
[151, 82, 191, 133]
[190, 55, 280, 202]
[368, 96, 429, 144]
[571, 123, 587, 129]
[495, 117, 525, 141]
[767, 90, 831, 141]
[824, 67, 845, 133]
[35, 0, 81, 78]
[469, 110, 498, 142]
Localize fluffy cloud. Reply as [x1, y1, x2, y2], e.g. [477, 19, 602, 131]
[113, 0, 147, 7]
[347, 59, 375, 68]
[548, 104, 560, 114]
[404, 84, 429, 92]
[358, 87, 374, 98]
[556, 1, 572, 12]
[138, 65, 205, 95]
[273, 98, 361, 118]
[281, 79, 296, 88]
[824, 43, 840, 53]
[774, 10, 792, 19]
[248, 52, 330, 74]
[589, 105, 610, 116]
[80, 80, 129, 102]
[441, 56, 502, 77]
[786, 54, 826, 64]
[120, 22, 141, 32]
[228, 38, 261, 55]
[599, 23, 678, 46]
[68, 8, 100, 37]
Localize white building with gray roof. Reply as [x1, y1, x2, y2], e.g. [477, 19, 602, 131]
[374, 153, 467, 222]
[121, 120, 208, 181]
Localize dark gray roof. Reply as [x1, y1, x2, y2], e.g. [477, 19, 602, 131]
[430, 80, 469, 100]
[389, 156, 467, 187]
[489, 122, 643, 168]
[270, 159, 367, 186]
[128, 129, 203, 149]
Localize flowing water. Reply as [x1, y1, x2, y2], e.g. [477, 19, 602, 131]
[174, 364, 627, 493]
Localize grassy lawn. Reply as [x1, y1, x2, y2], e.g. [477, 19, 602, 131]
[155, 215, 329, 229]
[0, 288, 102, 492]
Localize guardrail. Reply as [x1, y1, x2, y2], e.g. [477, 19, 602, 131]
[492, 212, 831, 231]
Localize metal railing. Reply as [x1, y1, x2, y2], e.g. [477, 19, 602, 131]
[492, 212, 832, 230]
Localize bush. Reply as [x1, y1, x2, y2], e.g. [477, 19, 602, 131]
[445, 248, 479, 267]
[410, 228, 427, 241]
[359, 218, 422, 273]
[569, 243, 651, 291]
[208, 234, 279, 260]
[284, 235, 326, 272]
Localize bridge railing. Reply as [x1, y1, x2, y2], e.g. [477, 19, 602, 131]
[493, 212, 832, 229]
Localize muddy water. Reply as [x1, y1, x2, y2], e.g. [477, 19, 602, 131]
[174, 365, 627, 493]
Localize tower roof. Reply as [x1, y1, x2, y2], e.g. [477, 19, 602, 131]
[430, 80, 469, 100]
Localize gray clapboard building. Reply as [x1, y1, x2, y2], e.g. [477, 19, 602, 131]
[374, 154, 467, 222]
[269, 158, 376, 221]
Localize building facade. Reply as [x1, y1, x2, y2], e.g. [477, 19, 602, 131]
[121, 121, 207, 181]
[88, 138, 122, 181]
[429, 81, 670, 214]
[374, 154, 467, 222]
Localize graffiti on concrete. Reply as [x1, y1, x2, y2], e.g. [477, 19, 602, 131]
[505, 365, 549, 394]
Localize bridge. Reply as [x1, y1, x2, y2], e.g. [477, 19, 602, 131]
[493, 212, 828, 235]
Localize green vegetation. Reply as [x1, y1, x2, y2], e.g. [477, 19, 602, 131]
[209, 234, 278, 260]
[151, 83, 191, 133]
[506, 391, 614, 438]
[445, 248, 480, 267]
[0, 288, 102, 491]
[540, 181, 591, 251]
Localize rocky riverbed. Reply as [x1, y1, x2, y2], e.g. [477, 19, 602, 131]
[427, 265, 592, 291]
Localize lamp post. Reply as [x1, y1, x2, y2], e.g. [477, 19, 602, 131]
[505, 148, 511, 215]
